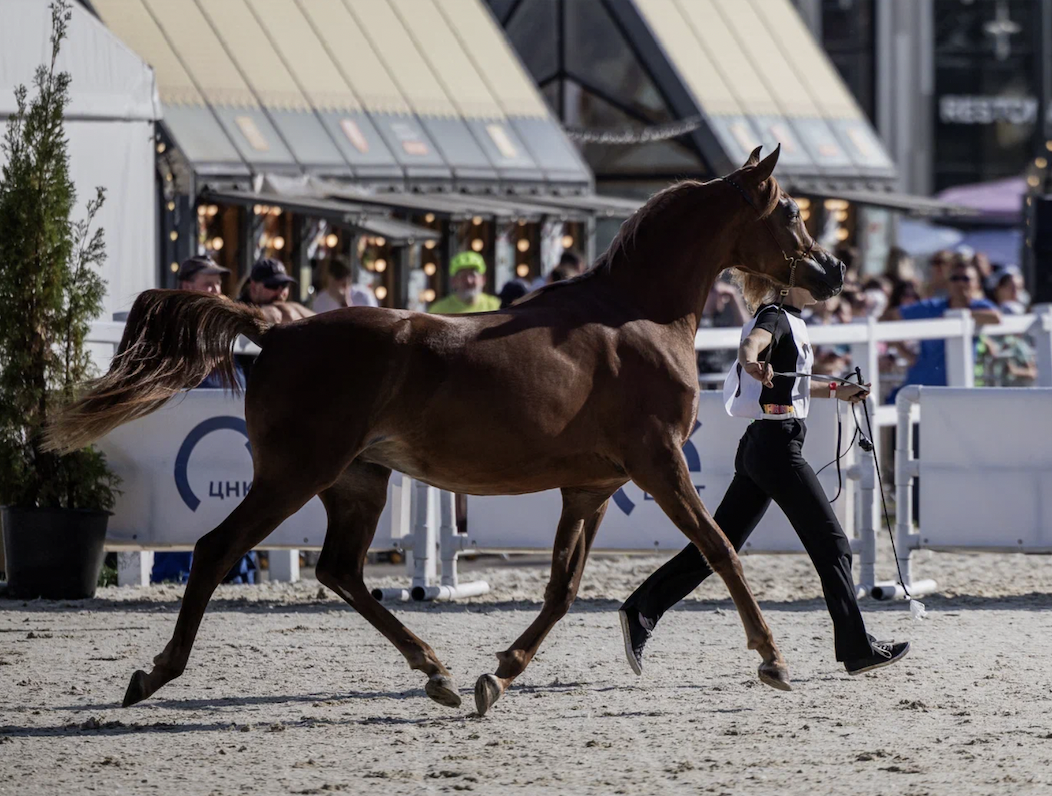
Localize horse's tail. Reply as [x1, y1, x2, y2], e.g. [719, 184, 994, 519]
[43, 290, 275, 454]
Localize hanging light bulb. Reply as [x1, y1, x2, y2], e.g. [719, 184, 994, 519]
[472, 216, 483, 226]
[421, 288, 436, 303]
[423, 262, 437, 276]
[325, 233, 339, 248]
[211, 237, 224, 251]
[471, 238, 484, 252]
[424, 213, 435, 223]
[424, 240, 437, 250]
[272, 236, 285, 250]
[375, 286, 388, 300]
[561, 235, 574, 249]
[516, 239, 529, 252]
[374, 259, 387, 273]
[516, 264, 529, 277]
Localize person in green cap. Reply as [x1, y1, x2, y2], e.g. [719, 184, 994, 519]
[428, 251, 502, 314]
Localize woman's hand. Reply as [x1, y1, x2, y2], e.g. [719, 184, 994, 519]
[743, 361, 774, 388]
[835, 382, 871, 403]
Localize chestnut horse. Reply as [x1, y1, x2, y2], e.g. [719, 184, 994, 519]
[47, 146, 844, 715]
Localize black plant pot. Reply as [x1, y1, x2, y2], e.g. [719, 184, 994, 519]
[1, 506, 109, 600]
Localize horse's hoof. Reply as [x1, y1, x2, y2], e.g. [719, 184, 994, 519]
[474, 674, 503, 716]
[425, 674, 462, 708]
[758, 660, 792, 692]
[122, 669, 150, 707]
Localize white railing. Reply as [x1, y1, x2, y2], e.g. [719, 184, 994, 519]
[695, 304, 1052, 400]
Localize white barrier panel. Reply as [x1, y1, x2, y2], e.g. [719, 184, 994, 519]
[919, 388, 1052, 552]
[468, 395, 854, 553]
[97, 390, 393, 548]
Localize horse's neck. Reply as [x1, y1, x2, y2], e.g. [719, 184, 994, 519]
[607, 242, 730, 331]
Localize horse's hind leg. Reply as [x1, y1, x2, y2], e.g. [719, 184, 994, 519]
[122, 475, 320, 707]
[628, 445, 790, 691]
[474, 489, 610, 716]
[315, 462, 461, 709]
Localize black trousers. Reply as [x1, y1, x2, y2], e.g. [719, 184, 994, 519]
[623, 418, 872, 661]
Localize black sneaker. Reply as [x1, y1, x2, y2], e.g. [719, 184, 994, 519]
[844, 640, 910, 675]
[618, 607, 655, 676]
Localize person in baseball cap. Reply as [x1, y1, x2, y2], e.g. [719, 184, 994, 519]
[177, 255, 229, 295]
[242, 257, 297, 306]
[428, 251, 501, 314]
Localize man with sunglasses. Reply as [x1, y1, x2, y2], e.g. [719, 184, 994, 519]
[888, 258, 1001, 394]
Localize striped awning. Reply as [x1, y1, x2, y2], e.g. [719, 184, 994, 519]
[90, 0, 592, 188]
[620, 0, 896, 184]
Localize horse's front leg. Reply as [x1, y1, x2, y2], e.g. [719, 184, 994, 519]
[625, 443, 791, 692]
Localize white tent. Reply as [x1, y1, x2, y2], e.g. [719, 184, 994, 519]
[0, 0, 161, 317]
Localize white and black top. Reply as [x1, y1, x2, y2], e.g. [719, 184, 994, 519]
[723, 304, 814, 420]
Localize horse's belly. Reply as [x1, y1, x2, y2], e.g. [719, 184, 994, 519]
[358, 440, 623, 496]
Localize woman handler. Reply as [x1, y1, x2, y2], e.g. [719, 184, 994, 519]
[618, 273, 910, 678]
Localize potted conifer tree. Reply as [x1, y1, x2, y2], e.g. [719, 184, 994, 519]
[0, 1, 120, 599]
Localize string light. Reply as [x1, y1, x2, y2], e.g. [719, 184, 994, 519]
[375, 286, 388, 300]
[156, 142, 166, 154]
[421, 288, 436, 302]
[472, 216, 483, 226]
[834, 210, 849, 222]
[207, 205, 219, 217]
[211, 237, 224, 251]
[374, 259, 387, 273]
[424, 213, 435, 223]
[824, 199, 849, 211]
[167, 201, 175, 211]
[516, 264, 529, 277]
[561, 235, 574, 248]
[471, 238, 484, 252]
[197, 205, 207, 216]
[516, 239, 529, 252]
[835, 228, 850, 241]
[169, 231, 178, 241]
[796, 197, 811, 210]
[374, 237, 386, 247]
[170, 262, 179, 272]
[424, 240, 437, 250]
[325, 233, 338, 248]
[272, 236, 285, 250]
[253, 205, 263, 215]
[269, 206, 281, 217]
[423, 262, 437, 276]
[1036, 157, 1048, 169]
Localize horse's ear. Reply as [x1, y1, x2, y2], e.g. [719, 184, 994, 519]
[742, 146, 763, 168]
[749, 144, 781, 184]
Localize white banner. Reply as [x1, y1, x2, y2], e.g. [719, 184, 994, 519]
[97, 391, 387, 548]
[468, 395, 854, 553]
[919, 388, 1052, 552]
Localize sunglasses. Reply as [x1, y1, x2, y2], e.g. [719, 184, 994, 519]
[949, 274, 974, 283]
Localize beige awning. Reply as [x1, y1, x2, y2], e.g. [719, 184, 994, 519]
[90, 0, 202, 107]
[435, 0, 549, 119]
[344, 0, 458, 118]
[627, 0, 895, 179]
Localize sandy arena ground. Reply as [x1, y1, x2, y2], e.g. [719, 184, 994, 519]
[1, 548, 1051, 795]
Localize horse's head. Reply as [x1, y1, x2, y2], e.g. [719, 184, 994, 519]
[724, 146, 844, 301]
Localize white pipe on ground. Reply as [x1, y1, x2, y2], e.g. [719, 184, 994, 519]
[871, 579, 937, 601]
[411, 581, 490, 602]
[372, 587, 410, 602]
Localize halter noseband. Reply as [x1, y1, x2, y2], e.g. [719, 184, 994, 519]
[721, 176, 816, 297]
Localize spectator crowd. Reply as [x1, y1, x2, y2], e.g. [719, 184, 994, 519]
[696, 243, 1038, 399]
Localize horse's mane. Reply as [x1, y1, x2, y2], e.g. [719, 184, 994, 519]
[519, 173, 780, 303]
